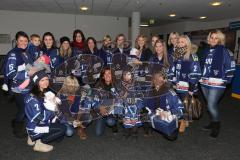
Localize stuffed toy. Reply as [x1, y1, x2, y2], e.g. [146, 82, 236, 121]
[155, 108, 176, 123]
[43, 91, 62, 112]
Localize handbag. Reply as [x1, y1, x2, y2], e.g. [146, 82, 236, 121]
[183, 94, 203, 120]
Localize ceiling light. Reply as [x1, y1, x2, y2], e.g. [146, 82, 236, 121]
[210, 1, 222, 6]
[140, 24, 149, 27]
[80, 6, 88, 11]
[169, 14, 176, 17]
[199, 16, 207, 19]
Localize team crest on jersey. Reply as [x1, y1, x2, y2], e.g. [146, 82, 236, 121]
[192, 55, 198, 61]
[213, 70, 219, 76]
[176, 64, 181, 70]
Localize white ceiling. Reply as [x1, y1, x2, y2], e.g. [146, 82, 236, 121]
[0, 0, 240, 25]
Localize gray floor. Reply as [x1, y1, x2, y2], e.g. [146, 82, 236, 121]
[0, 88, 240, 160]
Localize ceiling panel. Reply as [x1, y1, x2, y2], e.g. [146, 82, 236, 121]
[0, 0, 239, 25]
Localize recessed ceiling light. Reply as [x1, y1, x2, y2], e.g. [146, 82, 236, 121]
[80, 6, 88, 11]
[210, 1, 222, 6]
[169, 14, 176, 17]
[140, 24, 149, 27]
[199, 16, 207, 19]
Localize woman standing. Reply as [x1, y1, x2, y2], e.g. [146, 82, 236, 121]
[41, 32, 59, 70]
[25, 70, 67, 152]
[99, 35, 113, 67]
[71, 29, 85, 55]
[4, 31, 33, 138]
[173, 35, 201, 132]
[200, 30, 235, 138]
[168, 32, 179, 56]
[149, 39, 174, 82]
[58, 36, 77, 64]
[84, 37, 100, 57]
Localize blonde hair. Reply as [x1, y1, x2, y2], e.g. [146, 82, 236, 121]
[168, 32, 180, 46]
[135, 35, 147, 50]
[58, 76, 80, 95]
[207, 29, 225, 46]
[179, 35, 192, 61]
[154, 39, 170, 68]
[59, 44, 72, 58]
[103, 35, 111, 42]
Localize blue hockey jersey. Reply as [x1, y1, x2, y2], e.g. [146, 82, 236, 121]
[24, 94, 55, 140]
[149, 54, 175, 82]
[99, 47, 113, 67]
[122, 98, 144, 128]
[174, 54, 201, 93]
[4, 47, 32, 92]
[27, 43, 43, 61]
[200, 45, 235, 88]
[42, 47, 59, 70]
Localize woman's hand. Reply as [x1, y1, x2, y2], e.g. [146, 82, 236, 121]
[99, 106, 108, 116]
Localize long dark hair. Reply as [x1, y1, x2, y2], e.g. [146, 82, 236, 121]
[41, 32, 57, 49]
[30, 84, 48, 99]
[73, 29, 85, 42]
[84, 37, 98, 53]
[99, 67, 115, 87]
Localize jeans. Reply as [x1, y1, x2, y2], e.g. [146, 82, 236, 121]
[201, 85, 225, 122]
[95, 116, 117, 136]
[64, 123, 74, 137]
[41, 123, 66, 144]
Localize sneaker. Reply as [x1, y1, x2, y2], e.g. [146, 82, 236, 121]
[33, 140, 53, 152]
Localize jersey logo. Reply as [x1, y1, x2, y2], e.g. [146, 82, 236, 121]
[192, 55, 198, 61]
[213, 70, 219, 76]
[205, 58, 212, 64]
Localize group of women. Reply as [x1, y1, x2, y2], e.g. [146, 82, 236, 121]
[2, 29, 235, 152]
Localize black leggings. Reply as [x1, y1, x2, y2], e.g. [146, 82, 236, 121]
[13, 92, 25, 122]
[41, 123, 66, 144]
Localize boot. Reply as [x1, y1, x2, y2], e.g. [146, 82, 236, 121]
[33, 140, 53, 152]
[123, 128, 131, 139]
[132, 127, 138, 139]
[179, 120, 187, 133]
[112, 125, 118, 135]
[78, 126, 87, 140]
[202, 122, 213, 131]
[27, 136, 35, 146]
[210, 122, 220, 138]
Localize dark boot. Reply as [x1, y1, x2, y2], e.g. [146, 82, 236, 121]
[132, 127, 138, 139]
[210, 122, 220, 138]
[202, 122, 213, 131]
[123, 128, 131, 139]
[112, 124, 118, 134]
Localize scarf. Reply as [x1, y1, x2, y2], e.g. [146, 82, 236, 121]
[71, 41, 84, 50]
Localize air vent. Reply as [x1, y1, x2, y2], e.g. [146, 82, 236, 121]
[0, 34, 11, 44]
